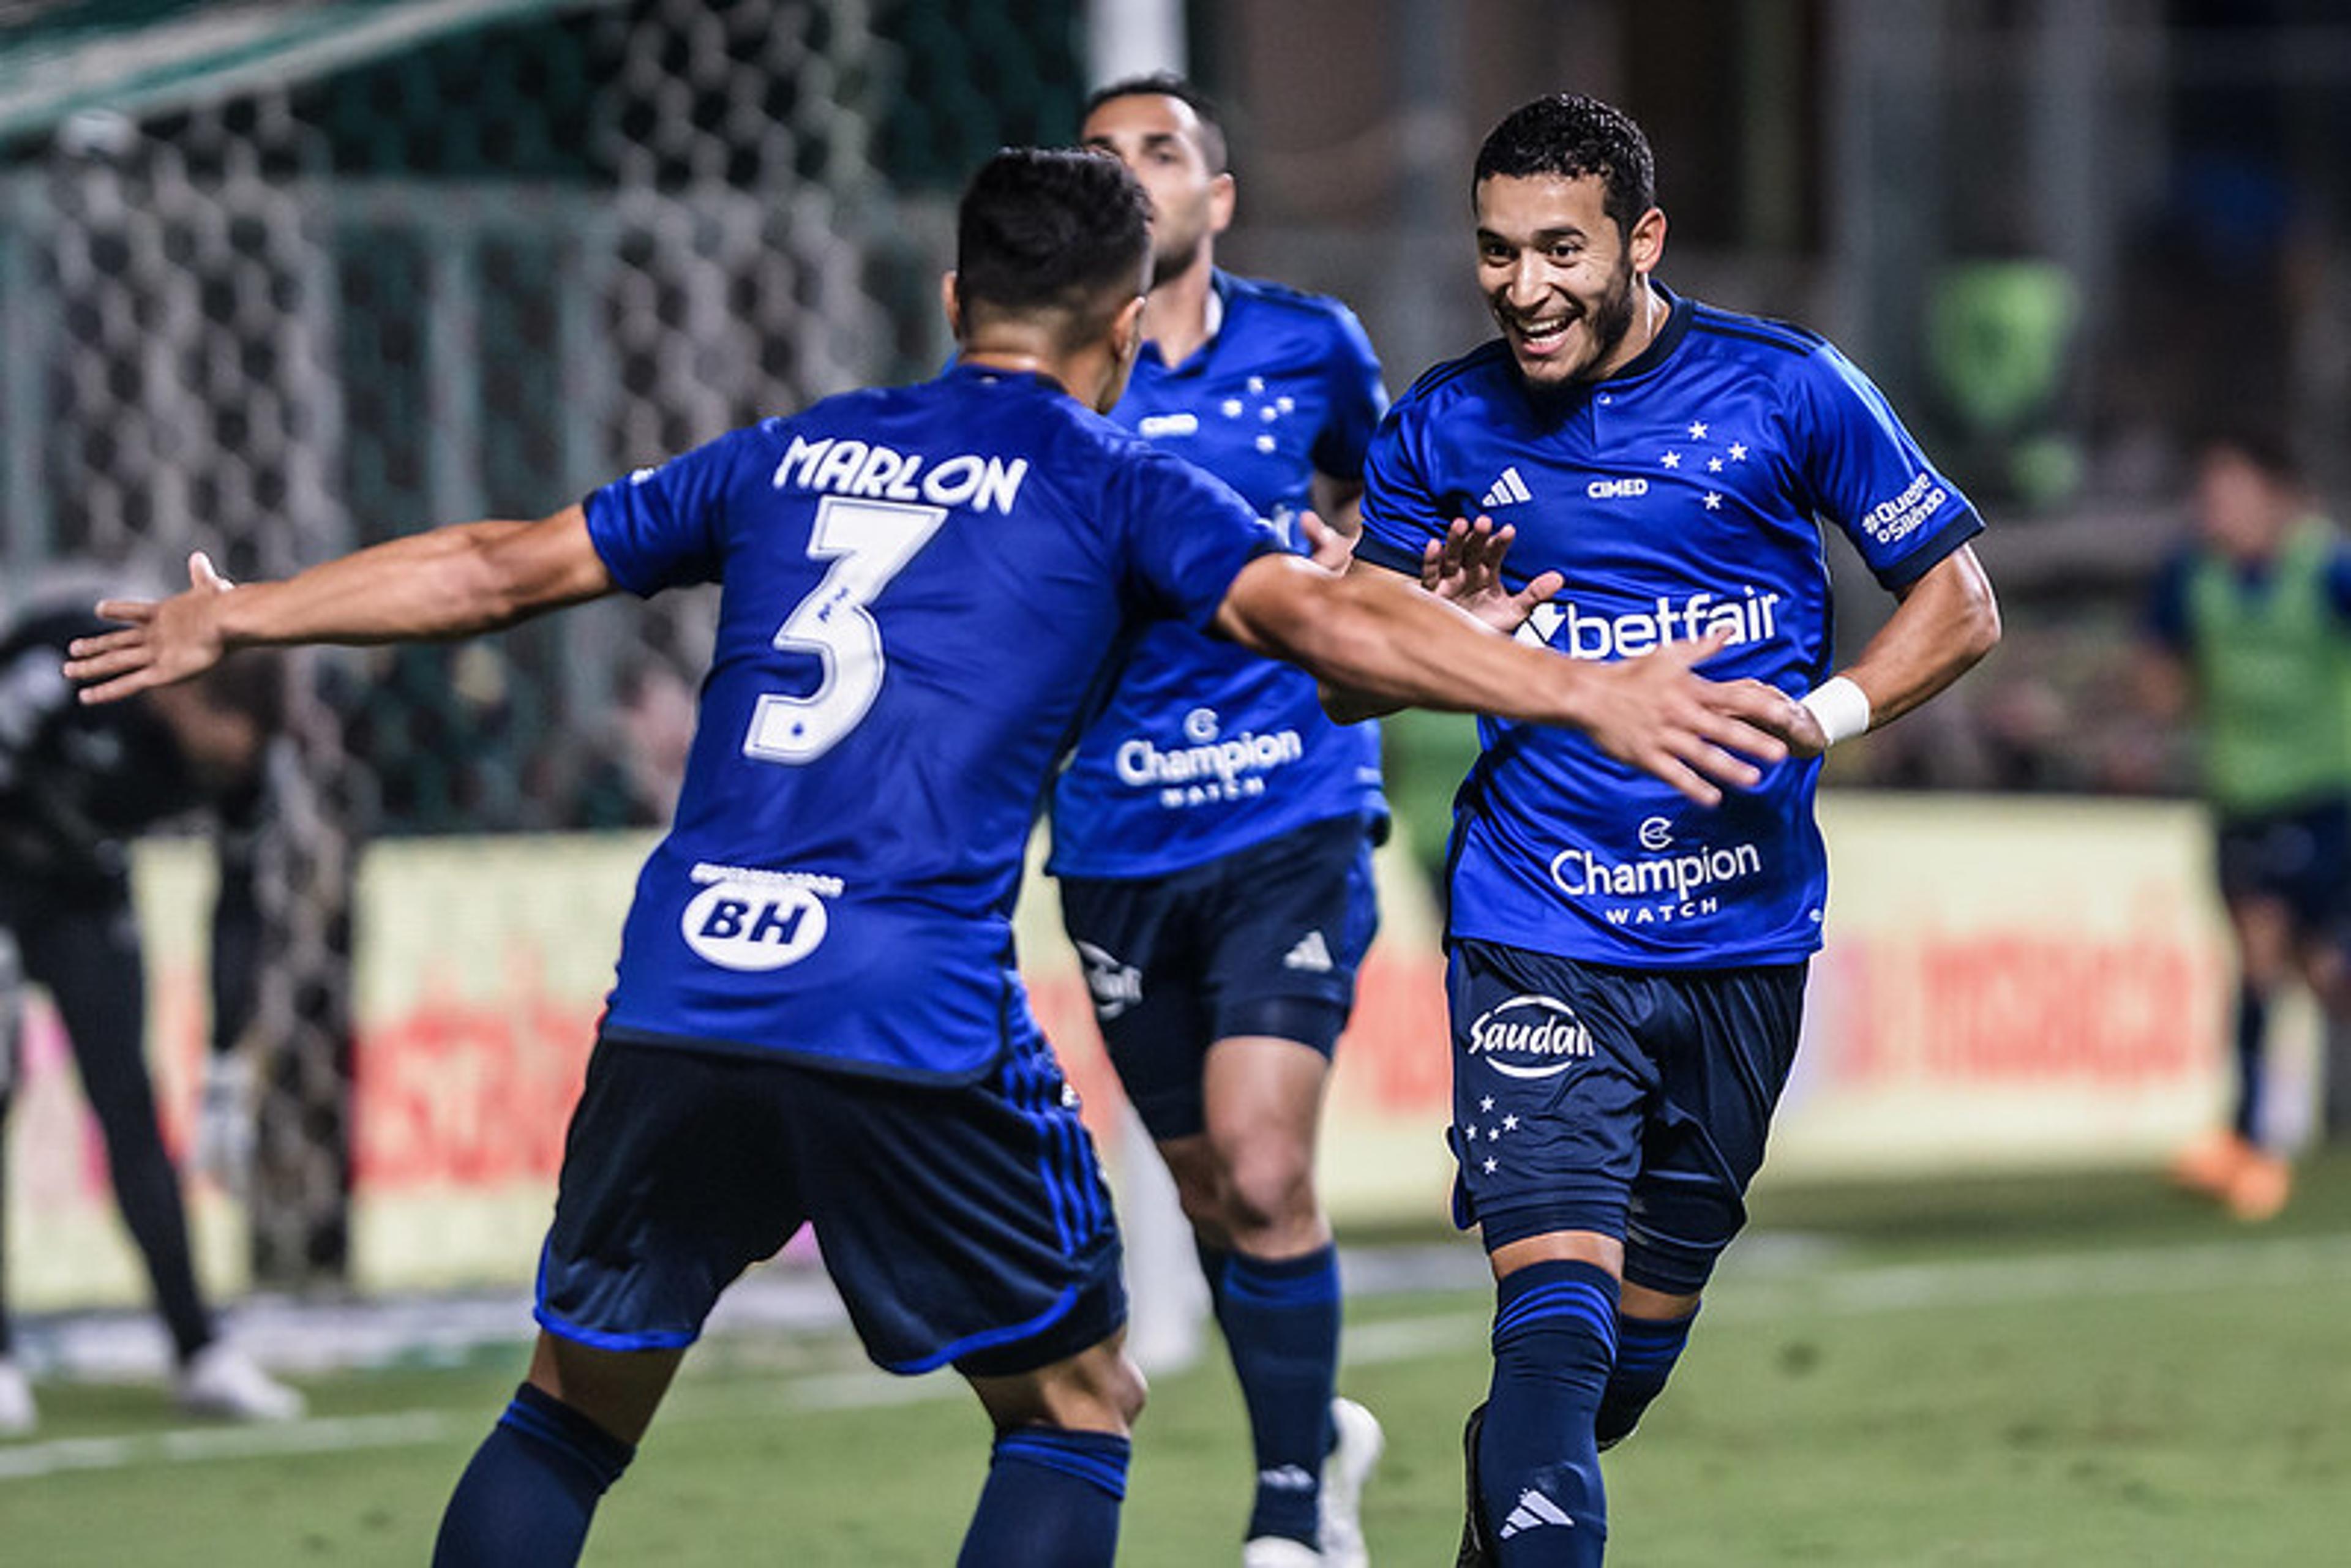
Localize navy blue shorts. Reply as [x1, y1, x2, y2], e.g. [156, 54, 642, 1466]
[1056, 815, 1379, 1140]
[2215, 797, 2351, 935]
[1445, 939, 1807, 1296]
[536, 1030, 1125, 1378]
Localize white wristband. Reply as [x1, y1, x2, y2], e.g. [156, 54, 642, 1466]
[1800, 675, 1872, 746]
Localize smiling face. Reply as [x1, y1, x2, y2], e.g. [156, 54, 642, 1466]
[1081, 91, 1234, 289]
[1474, 171, 1664, 388]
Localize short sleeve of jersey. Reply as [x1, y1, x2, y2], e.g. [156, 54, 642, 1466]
[583, 425, 767, 596]
[1114, 445, 1285, 628]
[1308, 304, 1389, 484]
[1354, 404, 1444, 579]
[1791, 344, 1982, 590]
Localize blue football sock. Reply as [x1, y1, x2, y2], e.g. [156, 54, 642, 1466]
[1480, 1259, 1617, 1566]
[432, 1382, 635, 1568]
[1595, 1304, 1698, 1449]
[1196, 1239, 1234, 1314]
[1218, 1244, 1341, 1545]
[2233, 982, 2270, 1142]
[958, 1427, 1130, 1568]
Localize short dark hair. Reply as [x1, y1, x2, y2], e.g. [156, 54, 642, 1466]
[1473, 94, 1656, 238]
[955, 147, 1152, 347]
[1081, 70, 1229, 174]
[2194, 422, 2303, 487]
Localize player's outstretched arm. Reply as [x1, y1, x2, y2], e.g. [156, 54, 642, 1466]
[1216, 552, 1800, 806]
[65, 506, 615, 705]
[1321, 516, 1565, 723]
[1787, 544, 2000, 758]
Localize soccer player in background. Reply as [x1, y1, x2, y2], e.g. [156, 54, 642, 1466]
[2140, 427, 2351, 1220]
[0, 587, 306, 1435]
[1054, 74, 1389, 1568]
[69, 146, 1802, 1568]
[1330, 94, 2000, 1563]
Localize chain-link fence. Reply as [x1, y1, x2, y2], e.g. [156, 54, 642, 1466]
[0, 0, 1082, 1285]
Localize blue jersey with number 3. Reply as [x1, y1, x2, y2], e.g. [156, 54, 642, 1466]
[582, 364, 1279, 1081]
[1357, 288, 1982, 968]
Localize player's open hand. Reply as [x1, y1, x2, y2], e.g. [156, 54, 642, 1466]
[1574, 628, 1804, 806]
[1421, 516, 1564, 635]
[62, 550, 236, 705]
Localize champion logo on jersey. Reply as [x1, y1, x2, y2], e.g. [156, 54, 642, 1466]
[1499, 1488, 1577, 1539]
[1283, 930, 1334, 972]
[1479, 465, 1534, 509]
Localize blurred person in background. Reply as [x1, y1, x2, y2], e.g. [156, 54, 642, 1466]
[1332, 94, 2000, 1564]
[1052, 73, 1390, 1568]
[2140, 426, 2351, 1220]
[0, 581, 306, 1435]
[66, 147, 1796, 1568]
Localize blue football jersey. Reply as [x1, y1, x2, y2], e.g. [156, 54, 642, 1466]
[1357, 288, 1982, 967]
[1047, 272, 1389, 879]
[583, 364, 1280, 1081]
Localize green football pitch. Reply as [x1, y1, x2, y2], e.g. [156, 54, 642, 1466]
[5, 1154, 2347, 1566]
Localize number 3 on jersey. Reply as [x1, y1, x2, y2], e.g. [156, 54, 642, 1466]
[744, 495, 950, 763]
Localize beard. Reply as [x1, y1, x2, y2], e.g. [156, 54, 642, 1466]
[1149, 231, 1204, 289]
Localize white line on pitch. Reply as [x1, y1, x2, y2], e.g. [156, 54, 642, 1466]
[5, 1231, 2349, 1481]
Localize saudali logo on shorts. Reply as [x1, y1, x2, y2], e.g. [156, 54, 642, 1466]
[681, 862, 838, 972]
[1466, 994, 1594, 1078]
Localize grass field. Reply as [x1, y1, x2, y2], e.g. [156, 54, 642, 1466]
[5, 1152, 2349, 1566]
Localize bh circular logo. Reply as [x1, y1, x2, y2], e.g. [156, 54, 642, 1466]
[681, 880, 829, 972]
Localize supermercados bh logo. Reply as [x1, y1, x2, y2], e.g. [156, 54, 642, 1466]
[1117, 706, 1303, 810]
[1550, 816, 1762, 928]
[680, 862, 841, 971]
[1467, 994, 1595, 1079]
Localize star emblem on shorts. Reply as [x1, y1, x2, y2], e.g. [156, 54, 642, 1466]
[1660, 451, 1681, 470]
[1482, 1157, 1499, 1174]
[1480, 1096, 1495, 1112]
[1687, 421, 1709, 439]
[1501, 1114, 1519, 1132]
[1704, 492, 1723, 511]
[1728, 442, 1748, 461]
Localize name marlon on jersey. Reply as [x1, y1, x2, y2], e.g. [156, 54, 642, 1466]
[1517, 584, 1782, 661]
[771, 434, 1029, 515]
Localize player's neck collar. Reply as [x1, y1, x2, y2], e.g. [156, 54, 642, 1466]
[1594, 281, 1690, 385]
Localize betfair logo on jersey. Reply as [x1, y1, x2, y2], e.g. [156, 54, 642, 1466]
[1516, 587, 1783, 661]
[680, 862, 841, 972]
[1466, 994, 1594, 1079]
[773, 435, 1029, 514]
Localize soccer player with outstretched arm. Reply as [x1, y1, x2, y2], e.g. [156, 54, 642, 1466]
[1329, 95, 1999, 1564]
[70, 146, 1801, 1568]
[1053, 74, 1390, 1568]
